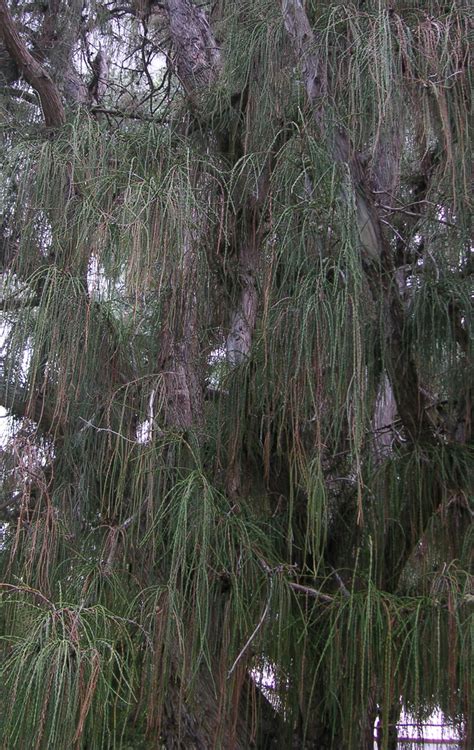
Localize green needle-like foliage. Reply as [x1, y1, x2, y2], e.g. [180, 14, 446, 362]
[0, 1, 472, 748]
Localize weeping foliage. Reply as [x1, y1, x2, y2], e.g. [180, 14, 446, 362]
[0, 589, 136, 750]
[0, 1, 472, 748]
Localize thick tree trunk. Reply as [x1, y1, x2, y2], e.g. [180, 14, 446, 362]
[146, 657, 283, 749]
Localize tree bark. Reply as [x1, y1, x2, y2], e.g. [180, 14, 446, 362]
[0, 0, 65, 127]
[165, 0, 221, 96]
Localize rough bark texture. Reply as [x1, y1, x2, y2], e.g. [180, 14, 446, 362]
[226, 199, 261, 367]
[161, 228, 203, 431]
[165, 0, 221, 96]
[0, 38, 18, 84]
[372, 375, 398, 460]
[0, 0, 65, 127]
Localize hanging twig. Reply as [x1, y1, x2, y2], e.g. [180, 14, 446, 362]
[227, 577, 273, 678]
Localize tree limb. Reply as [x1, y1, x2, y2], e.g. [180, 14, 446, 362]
[0, 84, 38, 105]
[164, 0, 221, 96]
[0, 0, 65, 126]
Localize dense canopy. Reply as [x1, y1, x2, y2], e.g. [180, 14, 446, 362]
[0, 1, 472, 748]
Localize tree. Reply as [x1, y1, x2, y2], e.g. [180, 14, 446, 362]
[0, 1, 472, 747]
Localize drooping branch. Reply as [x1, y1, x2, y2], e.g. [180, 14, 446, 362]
[0, 0, 65, 127]
[281, 0, 431, 441]
[280, 1, 468, 605]
[282, 0, 382, 264]
[164, 0, 259, 423]
[157, 1, 222, 432]
[164, 1, 264, 376]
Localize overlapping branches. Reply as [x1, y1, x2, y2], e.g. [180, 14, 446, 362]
[0, 1, 472, 748]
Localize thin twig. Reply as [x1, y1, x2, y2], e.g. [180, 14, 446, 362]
[228, 578, 273, 678]
[78, 417, 140, 444]
[0, 582, 54, 608]
[379, 203, 456, 227]
[329, 566, 350, 598]
[90, 106, 163, 123]
[288, 582, 334, 603]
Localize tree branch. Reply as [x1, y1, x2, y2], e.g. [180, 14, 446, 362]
[0, 84, 38, 105]
[281, 0, 432, 443]
[0, 0, 65, 126]
[164, 0, 220, 95]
